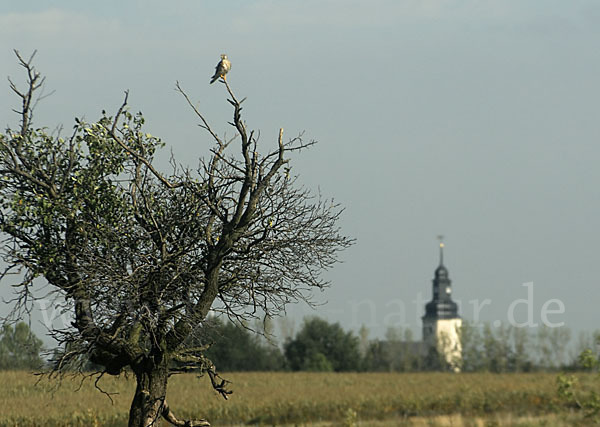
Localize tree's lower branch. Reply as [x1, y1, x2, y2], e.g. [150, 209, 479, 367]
[162, 400, 210, 426]
[207, 369, 233, 400]
[171, 349, 233, 400]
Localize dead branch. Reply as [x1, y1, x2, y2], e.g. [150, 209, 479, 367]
[162, 400, 210, 426]
[8, 50, 44, 136]
[175, 81, 224, 145]
[101, 91, 184, 189]
[207, 368, 233, 400]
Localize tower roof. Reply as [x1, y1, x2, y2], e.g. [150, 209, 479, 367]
[423, 241, 459, 320]
[434, 265, 449, 280]
[434, 241, 449, 280]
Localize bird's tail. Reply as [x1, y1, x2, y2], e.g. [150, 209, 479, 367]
[210, 75, 218, 84]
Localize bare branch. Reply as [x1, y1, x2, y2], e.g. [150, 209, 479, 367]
[9, 50, 44, 136]
[175, 81, 224, 146]
[162, 400, 210, 426]
[111, 90, 129, 133]
[101, 122, 183, 189]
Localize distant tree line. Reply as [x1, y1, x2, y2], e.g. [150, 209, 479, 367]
[188, 316, 361, 372]
[188, 317, 600, 373]
[0, 322, 44, 370]
[364, 322, 600, 373]
[1, 317, 599, 373]
[193, 318, 600, 373]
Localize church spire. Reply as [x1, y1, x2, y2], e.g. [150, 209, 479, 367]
[422, 237, 463, 372]
[437, 235, 444, 266]
[424, 237, 458, 319]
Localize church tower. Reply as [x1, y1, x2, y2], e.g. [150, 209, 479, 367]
[422, 240, 462, 371]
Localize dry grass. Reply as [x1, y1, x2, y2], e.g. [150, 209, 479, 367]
[0, 371, 598, 426]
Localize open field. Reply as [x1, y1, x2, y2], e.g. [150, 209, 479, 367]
[0, 371, 598, 426]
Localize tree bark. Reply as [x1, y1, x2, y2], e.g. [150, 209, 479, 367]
[128, 364, 169, 427]
[128, 360, 212, 427]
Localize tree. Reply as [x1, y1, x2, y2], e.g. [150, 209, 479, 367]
[556, 344, 600, 421]
[284, 317, 360, 372]
[0, 322, 44, 370]
[199, 317, 285, 372]
[509, 325, 531, 372]
[482, 323, 510, 373]
[362, 327, 423, 372]
[0, 51, 353, 426]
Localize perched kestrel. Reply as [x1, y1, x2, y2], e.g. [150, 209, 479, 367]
[210, 54, 231, 84]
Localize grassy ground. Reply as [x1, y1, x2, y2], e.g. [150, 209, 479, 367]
[0, 371, 598, 426]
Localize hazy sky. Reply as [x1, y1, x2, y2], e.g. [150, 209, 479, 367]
[1, 1, 599, 342]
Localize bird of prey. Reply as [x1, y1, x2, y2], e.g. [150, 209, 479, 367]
[210, 54, 231, 84]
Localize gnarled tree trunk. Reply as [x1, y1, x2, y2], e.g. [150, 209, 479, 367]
[128, 363, 169, 427]
[128, 359, 211, 427]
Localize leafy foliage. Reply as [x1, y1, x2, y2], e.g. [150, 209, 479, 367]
[284, 317, 361, 371]
[579, 348, 600, 371]
[0, 322, 44, 370]
[362, 334, 424, 372]
[556, 339, 600, 422]
[458, 322, 576, 373]
[198, 317, 285, 372]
